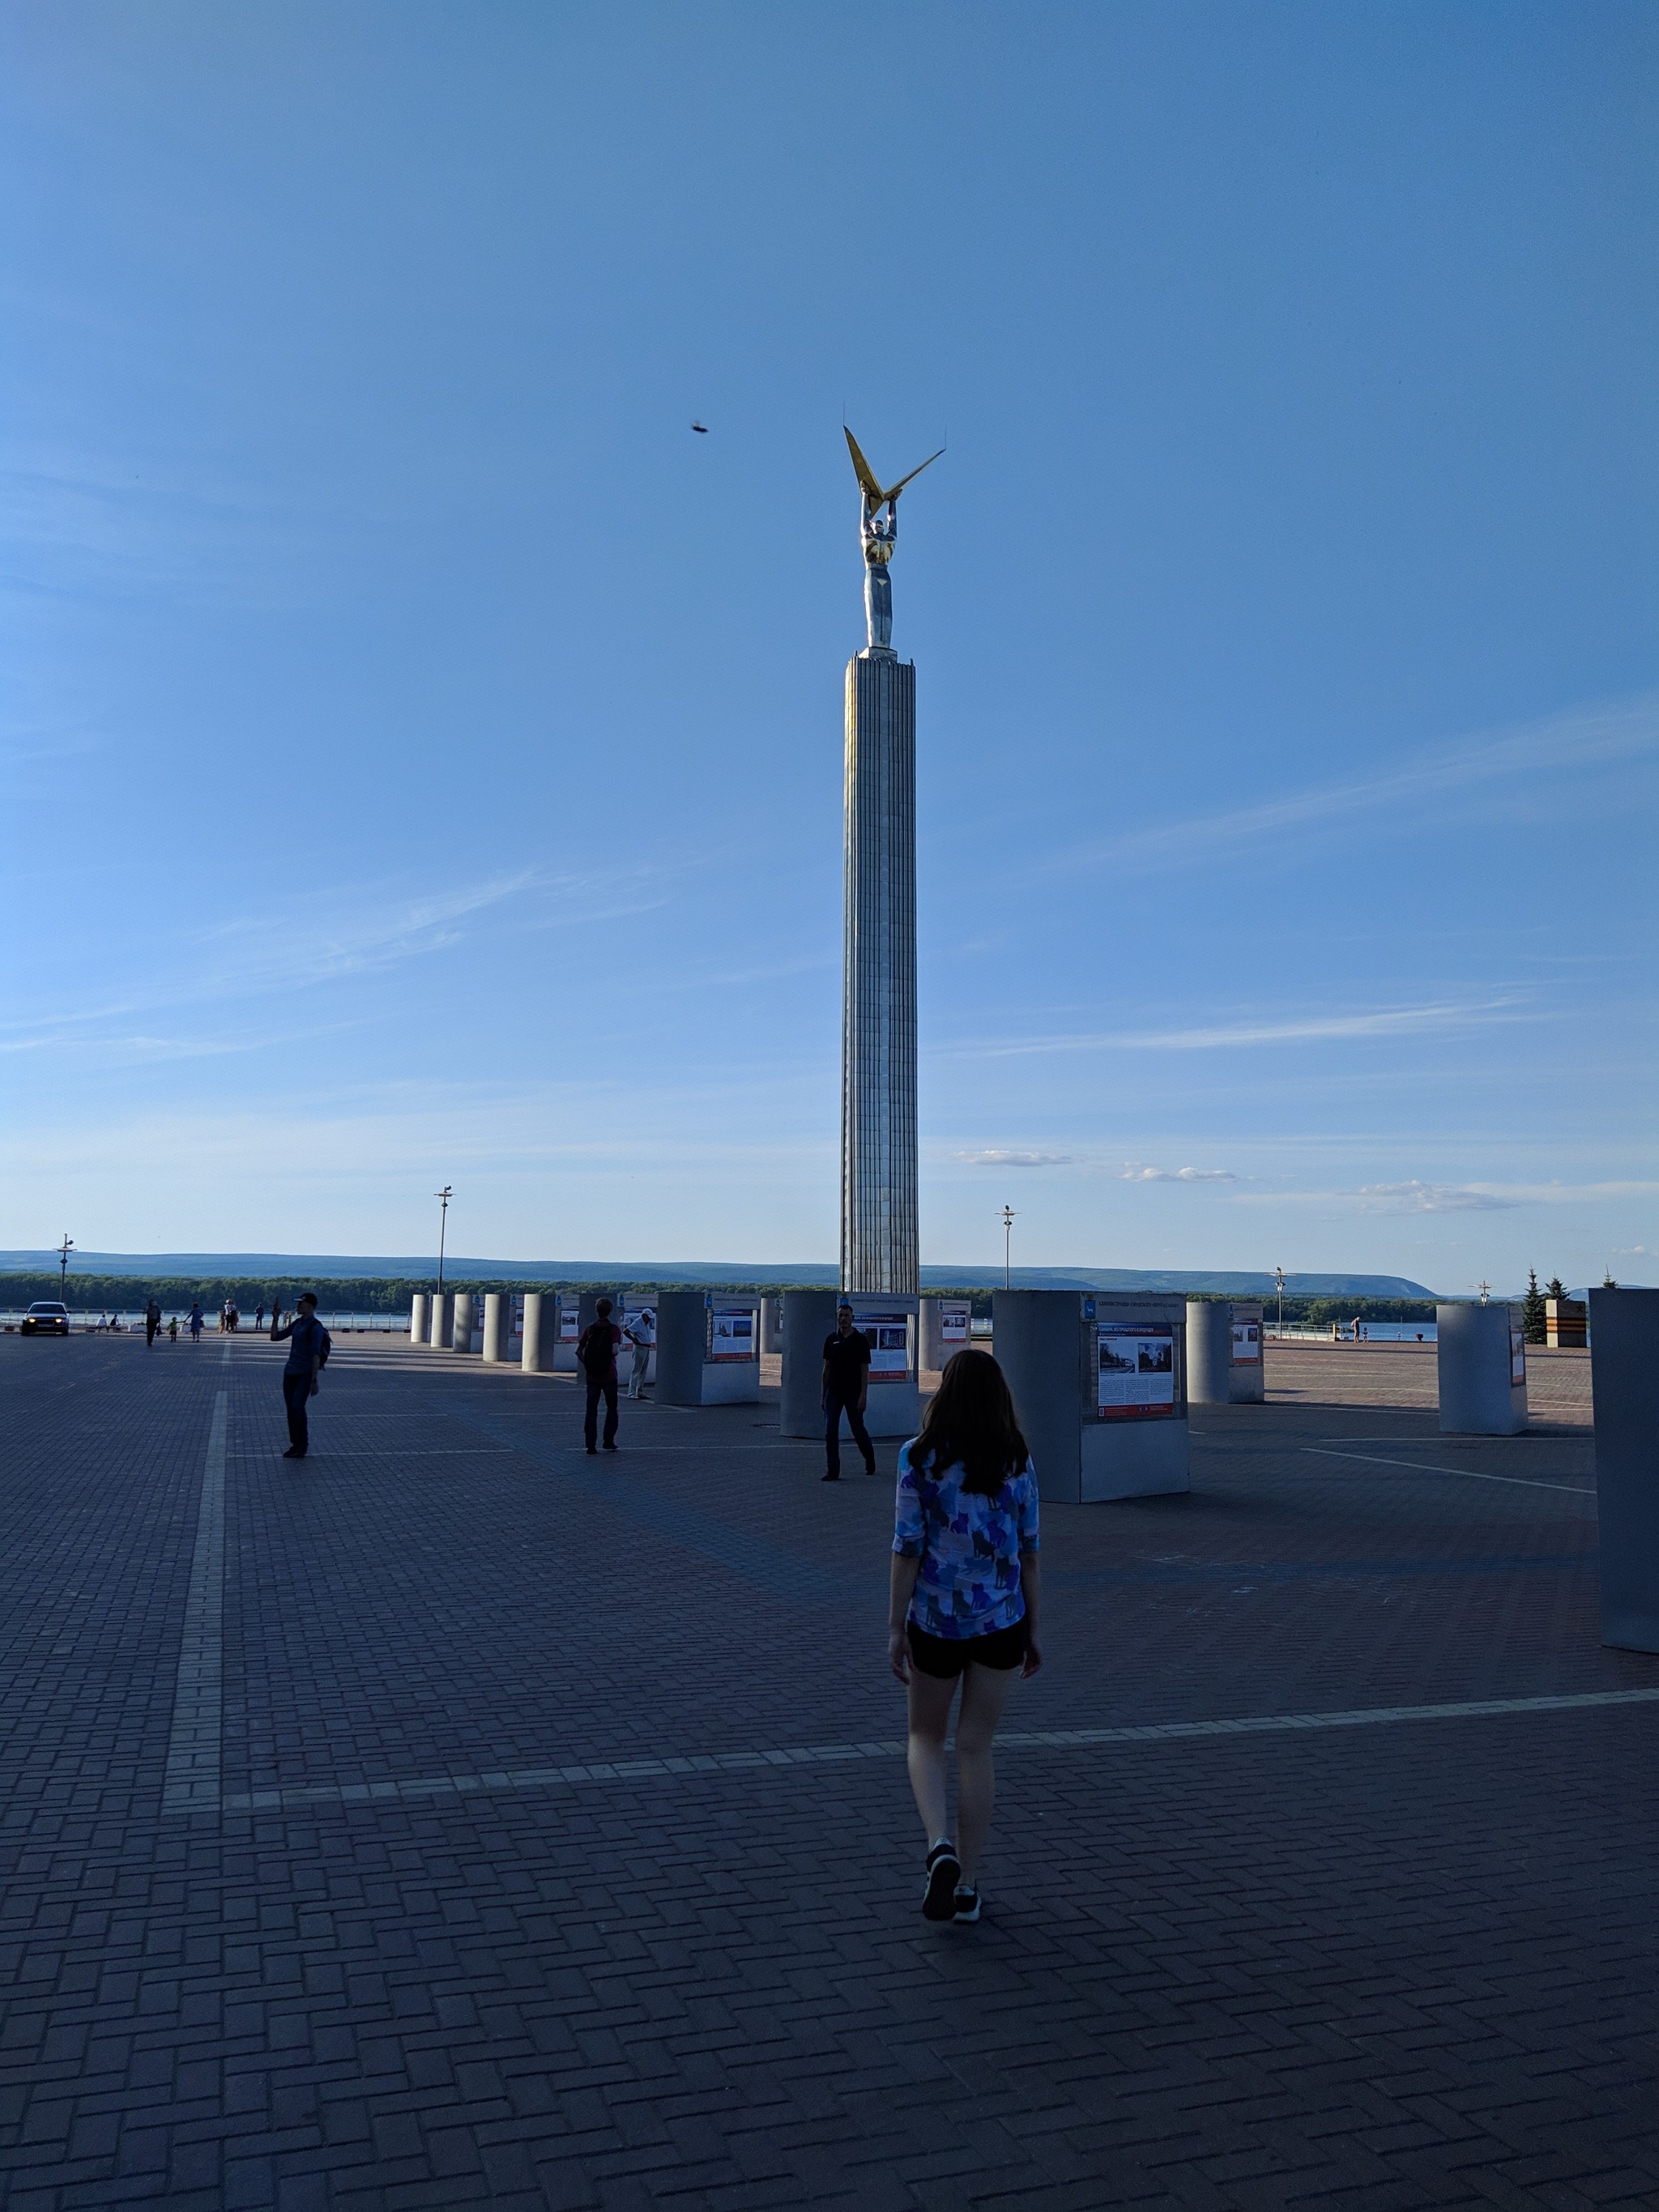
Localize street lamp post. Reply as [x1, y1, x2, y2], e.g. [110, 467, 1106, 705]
[58, 1234, 75, 1302]
[435, 1187, 453, 1305]
[1273, 1264, 1286, 1337]
[1000, 1205, 1016, 1291]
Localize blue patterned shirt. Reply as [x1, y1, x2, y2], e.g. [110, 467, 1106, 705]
[892, 1443, 1041, 1639]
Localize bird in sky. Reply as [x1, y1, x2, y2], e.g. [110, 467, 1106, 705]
[690, 420, 709, 434]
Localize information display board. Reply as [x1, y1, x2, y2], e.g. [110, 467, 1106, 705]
[1510, 1324, 1527, 1387]
[1230, 1319, 1261, 1365]
[853, 1306, 913, 1382]
[940, 1300, 971, 1348]
[1097, 1322, 1177, 1421]
[708, 1302, 757, 1362]
[559, 1303, 579, 1344]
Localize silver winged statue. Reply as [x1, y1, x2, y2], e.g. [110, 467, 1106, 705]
[844, 427, 945, 654]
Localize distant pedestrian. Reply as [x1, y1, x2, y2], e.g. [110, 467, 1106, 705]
[168, 1315, 179, 1343]
[255, 1303, 265, 1330]
[144, 1298, 160, 1347]
[187, 1303, 204, 1343]
[271, 1292, 331, 1460]
[227, 1301, 240, 1333]
[625, 1306, 655, 1399]
[888, 1349, 1043, 1926]
[821, 1302, 876, 1481]
[577, 1298, 623, 1454]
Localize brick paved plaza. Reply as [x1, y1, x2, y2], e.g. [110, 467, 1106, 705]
[2, 1331, 1655, 2210]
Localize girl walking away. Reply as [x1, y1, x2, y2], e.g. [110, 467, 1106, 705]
[888, 1349, 1042, 1924]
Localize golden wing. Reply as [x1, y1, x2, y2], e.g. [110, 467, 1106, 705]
[880, 447, 946, 502]
[843, 426, 885, 502]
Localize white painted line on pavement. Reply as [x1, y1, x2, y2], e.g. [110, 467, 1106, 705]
[1302, 1446, 1595, 1497]
[220, 1685, 1659, 1815]
[162, 1391, 228, 1816]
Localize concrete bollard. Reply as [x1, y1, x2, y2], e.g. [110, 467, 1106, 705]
[1590, 1288, 1659, 1653]
[1437, 1302, 1526, 1434]
[780, 1289, 839, 1438]
[522, 1291, 556, 1374]
[411, 1293, 429, 1345]
[482, 1292, 511, 1364]
[996, 1288, 1189, 1503]
[429, 1294, 452, 1349]
[1185, 1300, 1234, 1404]
[450, 1290, 473, 1353]
[759, 1296, 783, 1354]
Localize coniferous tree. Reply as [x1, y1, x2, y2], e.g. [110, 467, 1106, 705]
[1546, 1276, 1567, 1302]
[1521, 1268, 1546, 1345]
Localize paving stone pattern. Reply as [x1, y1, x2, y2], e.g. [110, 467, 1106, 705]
[0, 1333, 1655, 2210]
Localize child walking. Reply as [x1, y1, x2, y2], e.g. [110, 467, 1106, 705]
[888, 1349, 1042, 1924]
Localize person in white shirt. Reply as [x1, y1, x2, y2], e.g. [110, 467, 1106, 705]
[625, 1306, 655, 1399]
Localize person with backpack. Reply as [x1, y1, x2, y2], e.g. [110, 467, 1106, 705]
[271, 1291, 331, 1460]
[578, 1297, 623, 1454]
[144, 1297, 162, 1348]
[888, 1348, 1043, 1926]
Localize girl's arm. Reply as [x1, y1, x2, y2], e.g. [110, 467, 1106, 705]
[887, 1554, 921, 1679]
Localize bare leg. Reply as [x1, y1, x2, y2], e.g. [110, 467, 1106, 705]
[954, 1663, 1018, 1883]
[905, 1668, 957, 1843]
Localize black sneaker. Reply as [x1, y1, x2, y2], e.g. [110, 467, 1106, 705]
[922, 1840, 961, 1920]
[282, 1447, 305, 1459]
[863, 1460, 878, 1475]
[953, 1884, 982, 1924]
[821, 1472, 840, 1482]
[603, 1443, 619, 1452]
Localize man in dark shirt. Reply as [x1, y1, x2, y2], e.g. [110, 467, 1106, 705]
[271, 1292, 331, 1460]
[577, 1297, 623, 1455]
[821, 1302, 876, 1481]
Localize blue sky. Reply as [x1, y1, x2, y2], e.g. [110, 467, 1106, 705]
[3, 1, 1654, 1291]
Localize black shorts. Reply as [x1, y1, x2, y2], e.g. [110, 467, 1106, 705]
[907, 1616, 1028, 1679]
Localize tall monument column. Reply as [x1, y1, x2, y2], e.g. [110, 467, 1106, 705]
[839, 429, 941, 1296]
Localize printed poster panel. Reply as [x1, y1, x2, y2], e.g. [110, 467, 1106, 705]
[1510, 1327, 1527, 1387]
[708, 1302, 757, 1362]
[940, 1300, 971, 1345]
[852, 1306, 913, 1382]
[1230, 1320, 1261, 1365]
[1097, 1323, 1177, 1421]
[559, 1302, 579, 1343]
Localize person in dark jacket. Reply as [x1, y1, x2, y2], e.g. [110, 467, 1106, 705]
[271, 1293, 331, 1460]
[821, 1302, 877, 1481]
[578, 1298, 623, 1455]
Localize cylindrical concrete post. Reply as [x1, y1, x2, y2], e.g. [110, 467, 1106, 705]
[1437, 1302, 1526, 1434]
[919, 1298, 942, 1373]
[410, 1293, 429, 1344]
[1229, 1303, 1265, 1404]
[759, 1297, 783, 1354]
[1185, 1300, 1234, 1404]
[1590, 1288, 1659, 1653]
[522, 1292, 555, 1374]
[450, 1290, 473, 1353]
[780, 1289, 839, 1437]
[429, 1294, 452, 1349]
[482, 1292, 510, 1363]
[654, 1291, 706, 1407]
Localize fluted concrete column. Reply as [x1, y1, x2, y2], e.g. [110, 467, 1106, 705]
[450, 1290, 473, 1353]
[1186, 1300, 1233, 1404]
[781, 1289, 838, 1437]
[482, 1293, 511, 1363]
[1437, 1302, 1525, 1434]
[522, 1292, 556, 1374]
[1590, 1287, 1659, 1653]
[410, 1294, 429, 1345]
[759, 1297, 783, 1354]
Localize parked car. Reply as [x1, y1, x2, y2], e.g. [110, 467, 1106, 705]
[20, 1302, 70, 1336]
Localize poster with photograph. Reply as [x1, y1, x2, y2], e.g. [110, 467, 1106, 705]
[1096, 1323, 1177, 1421]
[559, 1303, 579, 1342]
[940, 1300, 971, 1344]
[708, 1302, 757, 1362]
[852, 1307, 912, 1380]
[1510, 1327, 1527, 1387]
[1230, 1321, 1261, 1365]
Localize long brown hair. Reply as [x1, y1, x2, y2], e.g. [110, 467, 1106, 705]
[911, 1348, 1030, 1497]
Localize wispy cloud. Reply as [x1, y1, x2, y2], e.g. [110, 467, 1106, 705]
[1354, 1181, 1516, 1214]
[1030, 692, 1659, 882]
[958, 1149, 1072, 1167]
[936, 997, 1527, 1061]
[1120, 1164, 1236, 1183]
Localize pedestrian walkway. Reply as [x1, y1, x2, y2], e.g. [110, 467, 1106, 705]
[0, 1333, 1654, 2209]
